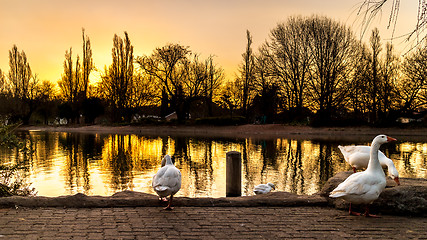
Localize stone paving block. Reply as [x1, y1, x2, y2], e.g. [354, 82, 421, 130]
[0, 206, 426, 239]
[87, 232, 104, 240]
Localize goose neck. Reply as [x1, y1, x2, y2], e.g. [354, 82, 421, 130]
[367, 142, 383, 172]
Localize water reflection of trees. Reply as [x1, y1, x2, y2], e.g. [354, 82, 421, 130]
[58, 133, 100, 194]
[104, 135, 134, 191]
[101, 135, 161, 192]
[172, 136, 217, 197]
[8, 132, 427, 196]
[281, 140, 304, 194]
[241, 139, 279, 195]
[396, 142, 427, 178]
[244, 139, 348, 195]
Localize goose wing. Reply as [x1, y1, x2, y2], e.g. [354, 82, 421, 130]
[253, 184, 270, 194]
[329, 172, 384, 198]
[152, 165, 182, 195]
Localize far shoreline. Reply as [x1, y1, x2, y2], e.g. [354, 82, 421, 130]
[18, 124, 427, 142]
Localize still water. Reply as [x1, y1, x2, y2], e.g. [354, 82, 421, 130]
[1, 131, 426, 197]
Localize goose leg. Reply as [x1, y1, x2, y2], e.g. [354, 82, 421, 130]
[363, 206, 381, 218]
[348, 203, 361, 216]
[164, 195, 174, 210]
[352, 167, 356, 173]
[158, 197, 168, 202]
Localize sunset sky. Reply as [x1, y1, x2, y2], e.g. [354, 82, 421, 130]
[0, 0, 420, 84]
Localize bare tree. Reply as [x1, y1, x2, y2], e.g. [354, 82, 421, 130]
[58, 48, 83, 103]
[81, 28, 94, 99]
[217, 80, 241, 118]
[378, 42, 399, 118]
[252, 45, 279, 123]
[137, 45, 223, 121]
[37, 80, 57, 102]
[136, 43, 191, 121]
[130, 71, 159, 109]
[99, 32, 134, 122]
[264, 16, 311, 116]
[204, 56, 224, 117]
[0, 69, 6, 93]
[237, 30, 256, 118]
[58, 47, 85, 123]
[395, 42, 427, 112]
[350, 31, 400, 124]
[7, 45, 40, 124]
[355, 28, 398, 123]
[348, 41, 370, 117]
[306, 16, 357, 121]
[358, 0, 426, 47]
[35, 80, 57, 124]
[8, 45, 32, 100]
[368, 28, 382, 123]
[57, 30, 94, 123]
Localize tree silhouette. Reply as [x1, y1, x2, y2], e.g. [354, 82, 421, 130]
[237, 30, 256, 119]
[58, 48, 83, 123]
[217, 80, 240, 118]
[368, 28, 382, 123]
[8, 45, 32, 100]
[137, 43, 190, 120]
[58, 48, 81, 103]
[99, 32, 134, 122]
[138, 44, 219, 122]
[306, 16, 357, 123]
[378, 42, 398, 120]
[358, 0, 426, 47]
[204, 56, 224, 117]
[35, 80, 57, 124]
[7, 45, 39, 124]
[0, 69, 5, 93]
[396, 43, 427, 113]
[81, 28, 94, 100]
[264, 16, 311, 117]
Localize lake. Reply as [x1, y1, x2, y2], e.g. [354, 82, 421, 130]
[1, 130, 426, 197]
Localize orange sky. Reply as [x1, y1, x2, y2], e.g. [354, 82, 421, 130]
[0, 0, 420, 84]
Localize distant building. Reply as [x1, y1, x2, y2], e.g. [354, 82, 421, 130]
[164, 112, 191, 121]
[165, 112, 177, 121]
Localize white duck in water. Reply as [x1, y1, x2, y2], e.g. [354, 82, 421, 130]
[330, 135, 397, 217]
[338, 145, 400, 185]
[253, 183, 275, 195]
[152, 155, 181, 210]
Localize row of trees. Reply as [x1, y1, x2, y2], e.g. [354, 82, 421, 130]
[0, 15, 426, 126]
[231, 15, 427, 125]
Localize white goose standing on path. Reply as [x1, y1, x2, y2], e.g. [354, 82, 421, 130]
[330, 135, 397, 217]
[152, 155, 181, 210]
[338, 145, 400, 185]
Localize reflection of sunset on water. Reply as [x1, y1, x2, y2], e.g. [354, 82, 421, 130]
[1, 131, 426, 197]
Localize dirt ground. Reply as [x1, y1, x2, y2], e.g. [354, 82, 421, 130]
[19, 124, 427, 141]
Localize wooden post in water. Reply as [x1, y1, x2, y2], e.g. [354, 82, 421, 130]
[226, 151, 242, 197]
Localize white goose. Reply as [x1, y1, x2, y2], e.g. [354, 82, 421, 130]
[338, 145, 400, 185]
[330, 135, 397, 217]
[152, 155, 181, 210]
[253, 183, 275, 195]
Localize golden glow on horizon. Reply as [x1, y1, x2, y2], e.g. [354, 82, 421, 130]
[0, 0, 420, 85]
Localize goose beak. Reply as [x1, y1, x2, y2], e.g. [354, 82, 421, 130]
[394, 177, 400, 186]
[387, 136, 397, 142]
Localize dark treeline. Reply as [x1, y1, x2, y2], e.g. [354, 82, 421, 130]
[0, 16, 426, 127]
